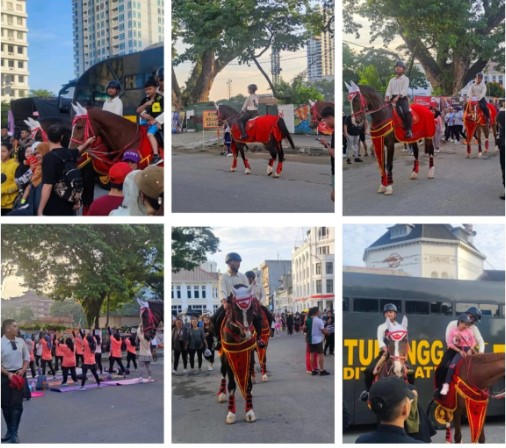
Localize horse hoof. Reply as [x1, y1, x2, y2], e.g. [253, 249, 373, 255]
[410, 171, 418, 180]
[273, 172, 280, 178]
[218, 393, 227, 403]
[428, 167, 435, 179]
[384, 185, 393, 195]
[230, 168, 236, 172]
[226, 412, 236, 424]
[466, 154, 470, 159]
[477, 152, 483, 159]
[262, 374, 269, 382]
[244, 168, 251, 175]
[267, 166, 273, 175]
[378, 184, 387, 193]
[245, 410, 256, 422]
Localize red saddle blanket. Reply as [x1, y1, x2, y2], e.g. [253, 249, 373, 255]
[231, 115, 282, 143]
[392, 104, 435, 143]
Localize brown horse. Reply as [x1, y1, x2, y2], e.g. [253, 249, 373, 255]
[253, 305, 273, 382]
[463, 101, 498, 158]
[217, 285, 258, 424]
[309, 100, 334, 135]
[216, 104, 295, 177]
[346, 82, 435, 195]
[435, 353, 505, 443]
[374, 317, 409, 381]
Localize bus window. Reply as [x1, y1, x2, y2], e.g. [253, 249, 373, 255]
[379, 299, 402, 313]
[430, 301, 452, 315]
[353, 298, 378, 313]
[124, 74, 147, 90]
[405, 300, 429, 314]
[456, 302, 501, 318]
[343, 297, 350, 312]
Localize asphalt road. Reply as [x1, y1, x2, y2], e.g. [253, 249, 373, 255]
[172, 332, 335, 443]
[2, 354, 164, 444]
[172, 133, 334, 213]
[343, 417, 505, 444]
[343, 141, 505, 216]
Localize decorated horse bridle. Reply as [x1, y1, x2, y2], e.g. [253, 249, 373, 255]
[386, 329, 409, 363]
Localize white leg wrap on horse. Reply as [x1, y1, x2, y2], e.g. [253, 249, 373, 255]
[226, 412, 236, 424]
[428, 167, 435, 179]
[378, 184, 386, 193]
[218, 393, 227, 403]
[273, 172, 279, 178]
[477, 152, 483, 158]
[410, 171, 418, 180]
[262, 373, 269, 382]
[384, 185, 393, 195]
[245, 410, 256, 422]
[244, 168, 250, 174]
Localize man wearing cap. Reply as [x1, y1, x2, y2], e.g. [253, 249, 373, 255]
[1, 320, 30, 443]
[385, 61, 413, 138]
[356, 377, 422, 443]
[469, 73, 490, 124]
[88, 162, 133, 216]
[122, 150, 141, 170]
[134, 165, 164, 216]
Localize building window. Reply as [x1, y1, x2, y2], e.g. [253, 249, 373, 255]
[316, 280, 322, 294]
[17, 61, 23, 69]
[194, 286, 199, 299]
[201, 286, 206, 299]
[17, 46, 23, 54]
[187, 286, 192, 299]
[318, 227, 328, 239]
[326, 262, 333, 275]
[8, 60, 14, 68]
[213, 288, 218, 299]
[18, 75, 23, 83]
[176, 286, 181, 299]
[315, 263, 321, 275]
[326, 279, 333, 293]
[7, 45, 14, 53]
[171, 288, 174, 299]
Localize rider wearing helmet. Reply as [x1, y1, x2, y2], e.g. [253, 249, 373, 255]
[469, 73, 490, 124]
[103, 80, 123, 116]
[155, 66, 164, 94]
[237, 84, 259, 140]
[385, 61, 413, 138]
[359, 303, 402, 401]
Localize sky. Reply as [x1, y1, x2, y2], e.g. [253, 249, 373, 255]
[205, 227, 313, 273]
[26, 1, 75, 94]
[343, 224, 505, 270]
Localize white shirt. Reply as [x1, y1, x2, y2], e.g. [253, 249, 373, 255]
[469, 82, 487, 101]
[445, 320, 485, 353]
[377, 319, 399, 350]
[311, 316, 325, 344]
[219, 271, 249, 300]
[241, 94, 259, 112]
[1, 335, 30, 371]
[102, 96, 124, 116]
[385, 75, 409, 98]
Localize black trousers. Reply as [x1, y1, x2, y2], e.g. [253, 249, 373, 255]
[41, 359, 55, 376]
[1, 372, 24, 439]
[55, 356, 63, 371]
[324, 333, 335, 355]
[126, 352, 137, 370]
[394, 96, 412, 131]
[479, 98, 490, 119]
[95, 353, 103, 374]
[62, 367, 77, 384]
[238, 110, 259, 131]
[81, 364, 100, 387]
[28, 361, 36, 378]
[188, 348, 203, 369]
[108, 356, 125, 374]
[173, 349, 188, 371]
[499, 141, 505, 187]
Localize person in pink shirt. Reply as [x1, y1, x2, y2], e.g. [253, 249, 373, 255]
[80, 331, 101, 391]
[58, 337, 78, 385]
[440, 313, 477, 395]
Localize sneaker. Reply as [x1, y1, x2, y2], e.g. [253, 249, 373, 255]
[97, 384, 102, 389]
[172, 369, 177, 374]
[60, 382, 67, 386]
[150, 154, 162, 165]
[346, 158, 351, 165]
[226, 153, 233, 157]
[311, 370, 319, 376]
[319, 370, 330, 376]
[440, 383, 450, 395]
[354, 158, 363, 162]
[79, 386, 86, 391]
[208, 365, 213, 371]
[182, 369, 187, 374]
[359, 390, 369, 402]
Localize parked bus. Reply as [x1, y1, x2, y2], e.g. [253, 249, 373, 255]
[58, 43, 163, 122]
[343, 271, 505, 427]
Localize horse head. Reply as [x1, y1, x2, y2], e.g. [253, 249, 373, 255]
[346, 81, 367, 126]
[224, 284, 256, 340]
[137, 298, 164, 340]
[386, 316, 408, 377]
[69, 102, 92, 149]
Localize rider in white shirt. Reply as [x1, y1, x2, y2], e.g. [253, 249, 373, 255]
[102, 80, 124, 116]
[385, 61, 413, 138]
[469, 73, 490, 123]
[238, 84, 259, 140]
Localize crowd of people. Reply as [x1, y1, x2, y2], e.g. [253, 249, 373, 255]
[1, 70, 165, 216]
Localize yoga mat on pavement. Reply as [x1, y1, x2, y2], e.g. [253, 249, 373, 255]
[113, 378, 156, 385]
[49, 383, 114, 392]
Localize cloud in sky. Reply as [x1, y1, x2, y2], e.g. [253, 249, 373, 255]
[343, 224, 505, 270]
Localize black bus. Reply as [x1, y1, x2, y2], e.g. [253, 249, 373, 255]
[343, 271, 505, 426]
[58, 44, 163, 122]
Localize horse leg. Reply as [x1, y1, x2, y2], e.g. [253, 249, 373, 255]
[239, 143, 251, 174]
[273, 139, 284, 178]
[225, 366, 236, 424]
[453, 398, 464, 443]
[266, 142, 277, 176]
[261, 348, 268, 382]
[218, 354, 227, 402]
[477, 129, 483, 158]
[484, 126, 489, 154]
[410, 143, 419, 180]
[231, 141, 238, 172]
[383, 142, 394, 195]
[250, 351, 256, 384]
[245, 350, 256, 422]
[427, 139, 435, 179]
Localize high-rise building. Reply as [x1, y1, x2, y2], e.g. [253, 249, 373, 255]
[72, 0, 164, 76]
[305, 5, 334, 82]
[1, 0, 29, 102]
[321, 6, 334, 78]
[306, 37, 322, 81]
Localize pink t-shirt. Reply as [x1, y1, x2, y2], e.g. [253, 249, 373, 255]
[446, 326, 476, 349]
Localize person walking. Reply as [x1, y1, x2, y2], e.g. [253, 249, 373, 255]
[24, 336, 36, 379]
[188, 317, 207, 373]
[1, 320, 30, 443]
[172, 318, 189, 374]
[107, 328, 126, 378]
[323, 313, 335, 356]
[309, 308, 330, 376]
[125, 331, 138, 373]
[137, 324, 153, 382]
[203, 315, 215, 371]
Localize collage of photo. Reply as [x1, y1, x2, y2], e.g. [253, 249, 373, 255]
[1, 0, 505, 446]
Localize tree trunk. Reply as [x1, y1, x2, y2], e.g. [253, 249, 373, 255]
[82, 296, 104, 329]
[184, 50, 220, 105]
[172, 67, 182, 111]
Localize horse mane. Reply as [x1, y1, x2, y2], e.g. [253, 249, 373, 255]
[358, 84, 385, 111]
[219, 104, 239, 116]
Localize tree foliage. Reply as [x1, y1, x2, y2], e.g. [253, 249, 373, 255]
[50, 299, 86, 326]
[172, 227, 219, 273]
[1, 225, 163, 326]
[273, 77, 325, 104]
[487, 81, 505, 98]
[29, 89, 55, 97]
[343, 0, 505, 95]
[172, 0, 325, 106]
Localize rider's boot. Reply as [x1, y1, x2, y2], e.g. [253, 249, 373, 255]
[150, 154, 162, 165]
[405, 128, 413, 139]
[238, 121, 248, 140]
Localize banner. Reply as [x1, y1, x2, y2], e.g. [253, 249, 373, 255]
[412, 96, 432, 108]
[203, 110, 219, 129]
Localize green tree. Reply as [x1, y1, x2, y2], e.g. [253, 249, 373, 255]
[273, 77, 324, 104]
[172, 227, 219, 273]
[29, 89, 55, 97]
[17, 306, 34, 322]
[50, 299, 86, 326]
[357, 65, 384, 93]
[307, 78, 335, 101]
[172, 0, 324, 106]
[343, 0, 505, 95]
[1, 225, 164, 326]
[1, 102, 10, 128]
[343, 44, 359, 85]
[487, 81, 505, 98]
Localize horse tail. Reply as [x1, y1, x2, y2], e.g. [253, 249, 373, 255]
[277, 117, 295, 149]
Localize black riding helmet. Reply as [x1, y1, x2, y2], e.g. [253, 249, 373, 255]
[395, 60, 406, 69]
[245, 270, 256, 279]
[466, 306, 482, 322]
[155, 66, 164, 81]
[383, 303, 398, 314]
[107, 80, 121, 91]
[144, 78, 158, 88]
[247, 84, 258, 92]
[225, 252, 242, 264]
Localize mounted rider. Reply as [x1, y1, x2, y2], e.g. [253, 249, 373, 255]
[212, 253, 265, 351]
[360, 303, 404, 401]
[385, 61, 413, 138]
[238, 84, 259, 140]
[469, 73, 490, 124]
[102, 80, 123, 116]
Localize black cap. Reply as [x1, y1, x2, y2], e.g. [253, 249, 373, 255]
[368, 377, 415, 416]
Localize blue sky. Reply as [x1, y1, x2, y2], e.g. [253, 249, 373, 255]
[27, 1, 74, 94]
[343, 224, 505, 270]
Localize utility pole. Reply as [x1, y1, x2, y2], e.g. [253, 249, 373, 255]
[226, 79, 232, 100]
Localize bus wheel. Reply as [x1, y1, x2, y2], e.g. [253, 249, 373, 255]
[427, 400, 451, 430]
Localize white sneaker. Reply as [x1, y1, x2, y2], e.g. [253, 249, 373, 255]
[208, 365, 213, 371]
[182, 369, 187, 374]
[79, 386, 86, 391]
[172, 369, 176, 374]
[226, 153, 233, 157]
[440, 383, 450, 395]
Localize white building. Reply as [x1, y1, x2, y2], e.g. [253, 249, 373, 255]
[306, 37, 323, 81]
[321, 5, 334, 78]
[1, 0, 29, 102]
[171, 262, 219, 317]
[363, 224, 486, 280]
[306, 4, 334, 82]
[292, 227, 335, 312]
[72, 0, 164, 76]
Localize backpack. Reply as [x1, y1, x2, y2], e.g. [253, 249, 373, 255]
[53, 149, 83, 203]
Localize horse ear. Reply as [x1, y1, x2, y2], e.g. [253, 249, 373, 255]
[71, 103, 80, 114]
[350, 81, 360, 91]
[308, 99, 315, 107]
[23, 119, 31, 128]
[402, 315, 408, 329]
[344, 82, 352, 92]
[136, 298, 149, 309]
[214, 103, 220, 111]
[76, 102, 87, 116]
